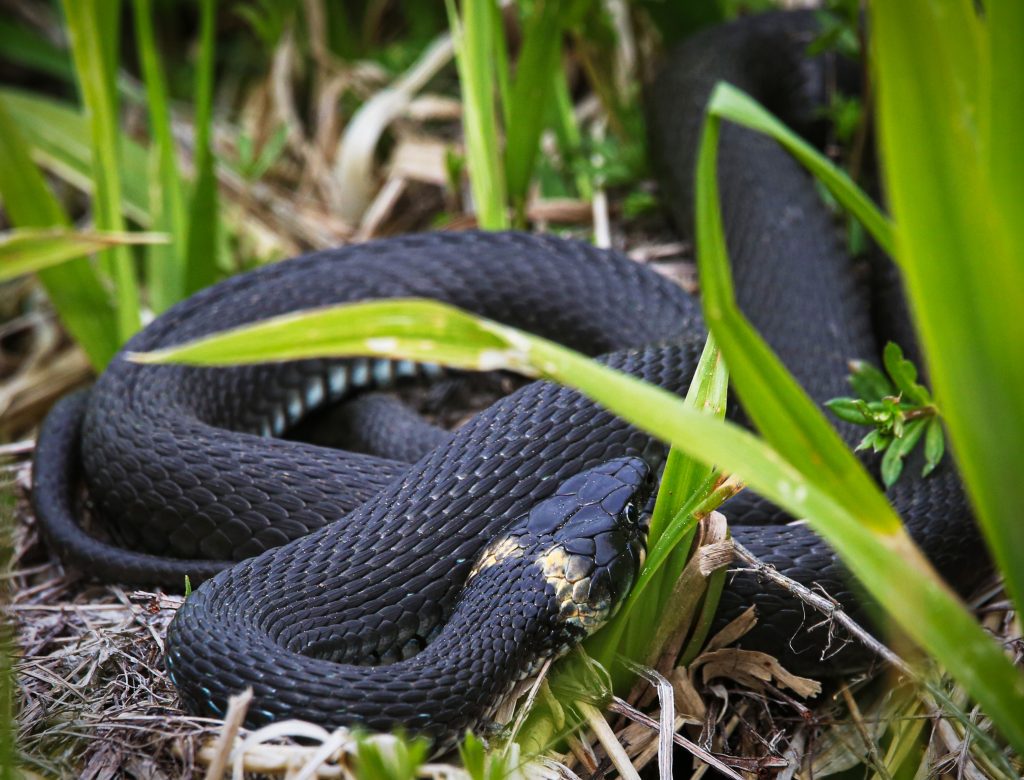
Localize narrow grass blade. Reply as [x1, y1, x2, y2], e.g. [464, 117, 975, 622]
[0, 96, 118, 368]
[184, 0, 220, 295]
[129, 298, 537, 373]
[696, 98, 898, 530]
[0, 89, 152, 226]
[0, 16, 73, 80]
[62, 0, 140, 340]
[505, 0, 570, 224]
[490, 1, 511, 132]
[134, 0, 188, 312]
[649, 336, 728, 545]
[870, 0, 1024, 623]
[0, 229, 166, 281]
[549, 65, 592, 199]
[707, 83, 894, 257]
[129, 298, 1024, 753]
[618, 336, 727, 669]
[445, 0, 509, 229]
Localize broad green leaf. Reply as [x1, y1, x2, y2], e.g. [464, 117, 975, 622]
[699, 76, 1024, 750]
[985, 1, 1024, 223]
[0, 229, 166, 282]
[870, 1, 1024, 624]
[128, 298, 531, 372]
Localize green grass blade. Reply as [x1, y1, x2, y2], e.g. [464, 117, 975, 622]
[0, 89, 153, 226]
[445, 0, 509, 229]
[985, 0, 1024, 217]
[0, 228, 167, 281]
[62, 0, 140, 340]
[695, 103, 898, 530]
[184, 0, 220, 296]
[648, 336, 728, 545]
[129, 298, 1024, 753]
[0, 96, 118, 368]
[594, 335, 727, 678]
[490, 0, 511, 133]
[549, 65, 592, 199]
[133, 0, 188, 312]
[0, 17, 73, 80]
[707, 83, 894, 258]
[504, 0, 568, 224]
[129, 298, 532, 371]
[870, 0, 1024, 620]
[648, 336, 727, 620]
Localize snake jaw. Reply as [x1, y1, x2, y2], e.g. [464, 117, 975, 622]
[464, 457, 651, 647]
[538, 544, 612, 634]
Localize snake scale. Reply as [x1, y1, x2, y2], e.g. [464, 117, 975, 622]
[30, 12, 988, 747]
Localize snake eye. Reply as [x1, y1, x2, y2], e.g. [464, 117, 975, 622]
[623, 501, 639, 525]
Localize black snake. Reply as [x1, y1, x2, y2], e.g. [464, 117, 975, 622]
[30, 12, 987, 748]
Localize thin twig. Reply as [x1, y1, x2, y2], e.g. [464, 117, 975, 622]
[731, 541, 912, 674]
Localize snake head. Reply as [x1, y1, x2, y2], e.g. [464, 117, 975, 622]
[467, 457, 653, 642]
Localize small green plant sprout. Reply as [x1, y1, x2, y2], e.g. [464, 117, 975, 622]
[353, 731, 430, 780]
[459, 731, 516, 780]
[235, 125, 289, 182]
[826, 342, 944, 487]
[806, 0, 862, 61]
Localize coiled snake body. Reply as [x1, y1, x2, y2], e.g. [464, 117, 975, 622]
[31, 13, 986, 747]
